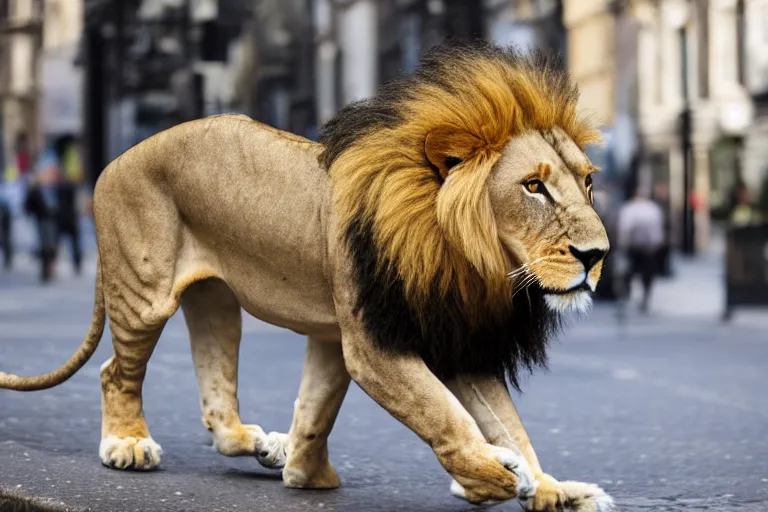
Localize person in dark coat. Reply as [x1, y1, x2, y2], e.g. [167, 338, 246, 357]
[53, 135, 82, 275]
[54, 174, 81, 274]
[24, 173, 58, 282]
[0, 197, 11, 271]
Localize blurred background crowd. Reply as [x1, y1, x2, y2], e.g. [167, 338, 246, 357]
[0, 0, 766, 317]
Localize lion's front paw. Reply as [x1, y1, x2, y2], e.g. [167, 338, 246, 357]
[99, 436, 162, 470]
[449, 445, 537, 504]
[256, 431, 289, 469]
[522, 473, 615, 512]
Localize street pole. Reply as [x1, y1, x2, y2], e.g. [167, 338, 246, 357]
[679, 25, 695, 255]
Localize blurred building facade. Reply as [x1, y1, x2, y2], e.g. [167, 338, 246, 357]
[81, 0, 261, 185]
[2, 0, 761, 254]
[0, 0, 43, 166]
[632, 0, 754, 252]
[562, 0, 639, 221]
[230, 0, 315, 136]
[743, 0, 768, 213]
[563, 0, 763, 253]
[77, 0, 567, 186]
[312, 0, 564, 126]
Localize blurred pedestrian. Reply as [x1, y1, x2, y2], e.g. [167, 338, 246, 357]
[15, 133, 32, 179]
[24, 153, 59, 283]
[728, 181, 761, 227]
[617, 187, 665, 313]
[53, 136, 83, 275]
[0, 180, 11, 271]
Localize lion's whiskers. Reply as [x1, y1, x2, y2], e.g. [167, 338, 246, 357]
[506, 256, 547, 280]
[507, 257, 547, 302]
[511, 271, 541, 300]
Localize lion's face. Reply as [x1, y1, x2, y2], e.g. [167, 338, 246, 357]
[487, 127, 609, 314]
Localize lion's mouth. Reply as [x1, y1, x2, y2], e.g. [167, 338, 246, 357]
[539, 281, 592, 295]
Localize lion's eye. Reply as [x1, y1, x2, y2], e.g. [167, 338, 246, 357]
[524, 180, 544, 195]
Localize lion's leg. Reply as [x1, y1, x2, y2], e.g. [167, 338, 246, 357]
[180, 279, 286, 467]
[335, 320, 536, 504]
[448, 376, 615, 512]
[283, 337, 350, 489]
[99, 322, 165, 470]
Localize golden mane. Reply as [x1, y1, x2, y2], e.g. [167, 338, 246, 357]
[320, 41, 600, 318]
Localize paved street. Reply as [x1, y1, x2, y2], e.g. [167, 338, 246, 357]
[1, 242, 768, 511]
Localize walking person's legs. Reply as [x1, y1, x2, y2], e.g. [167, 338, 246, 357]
[0, 204, 11, 270]
[34, 218, 46, 281]
[40, 219, 57, 283]
[639, 250, 658, 313]
[70, 220, 82, 275]
[625, 249, 642, 301]
[614, 250, 631, 322]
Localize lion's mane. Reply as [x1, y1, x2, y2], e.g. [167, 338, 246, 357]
[319, 41, 599, 388]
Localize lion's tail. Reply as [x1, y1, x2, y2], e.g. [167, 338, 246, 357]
[0, 259, 106, 391]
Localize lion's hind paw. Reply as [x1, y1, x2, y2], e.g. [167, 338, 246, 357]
[522, 476, 615, 512]
[557, 481, 615, 512]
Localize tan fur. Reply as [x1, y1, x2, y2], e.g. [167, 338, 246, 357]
[0, 53, 610, 508]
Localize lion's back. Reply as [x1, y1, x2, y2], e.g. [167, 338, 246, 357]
[94, 115, 338, 332]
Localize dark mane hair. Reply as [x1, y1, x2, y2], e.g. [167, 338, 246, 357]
[346, 215, 562, 389]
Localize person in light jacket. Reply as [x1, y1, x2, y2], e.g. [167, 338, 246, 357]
[617, 187, 665, 313]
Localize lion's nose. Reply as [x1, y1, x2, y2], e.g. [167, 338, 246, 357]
[569, 246, 607, 272]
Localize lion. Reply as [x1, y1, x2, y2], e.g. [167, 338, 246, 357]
[0, 42, 613, 511]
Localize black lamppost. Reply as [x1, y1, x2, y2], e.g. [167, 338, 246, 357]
[679, 36, 695, 255]
[673, 0, 695, 255]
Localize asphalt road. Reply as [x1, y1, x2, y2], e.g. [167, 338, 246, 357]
[1, 267, 768, 511]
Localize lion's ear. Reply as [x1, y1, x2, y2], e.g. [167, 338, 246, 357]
[425, 127, 486, 179]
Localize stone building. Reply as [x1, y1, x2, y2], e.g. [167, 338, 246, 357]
[633, 0, 752, 251]
[0, 0, 43, 166]
[563, 0, 639, 206]
[563, 0, 757, 252]
[743, 0, 768, 211]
